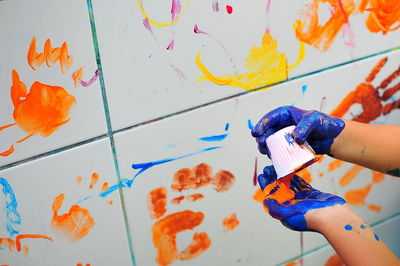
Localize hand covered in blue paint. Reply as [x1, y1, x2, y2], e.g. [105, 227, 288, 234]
[258, 166, 346, 232]
[251, 106, 345, 156]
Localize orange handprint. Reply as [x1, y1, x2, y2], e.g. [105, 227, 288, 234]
[359, 0, 400, 34]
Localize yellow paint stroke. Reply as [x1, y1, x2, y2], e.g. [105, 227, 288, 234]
[137, 0, 191, 27]
[196, 31, 305, 91]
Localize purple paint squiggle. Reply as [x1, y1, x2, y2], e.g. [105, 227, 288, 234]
[80, 70, 99, 87]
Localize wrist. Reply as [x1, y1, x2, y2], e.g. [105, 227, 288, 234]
[329, 119, 347, 157]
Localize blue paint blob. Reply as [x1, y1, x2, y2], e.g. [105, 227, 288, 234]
[301, 85, 308, 95]
[0, 178, 21, 237]
[225, 123, 230, 131]
[198, 134, 228, 142]
[360, 224, 367, 229]
[344, 224, 353, 231]
[374, 233, 380, 241]
[247, 119, 254, 130]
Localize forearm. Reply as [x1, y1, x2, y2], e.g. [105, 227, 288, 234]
[307, 205, 399, 266]
[330, 119, 400, 176]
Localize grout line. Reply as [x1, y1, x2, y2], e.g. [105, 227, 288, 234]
[86, 1, 137, 265]
[0, 134, 108, 172]
[276, 211, 400, 266]
[112, 46, 400, 135]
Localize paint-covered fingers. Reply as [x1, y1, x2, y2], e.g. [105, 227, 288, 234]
[292, 111, 320, 144]
[257, 166, 277, 191]
[290, 175, 313, 192]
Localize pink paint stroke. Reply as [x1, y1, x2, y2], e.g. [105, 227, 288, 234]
[80, 70, 99, 87]
[167, 40, 175, 50]
[342, 23, 356, 48]
[212, 0, 219, 12]
[266, 0, 271, 14]
[143, 18, 153, 33]
[194, 24, 208, 35]
[171, 0, 182, 21]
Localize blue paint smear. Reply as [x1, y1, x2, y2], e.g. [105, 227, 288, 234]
[284, 133, 295, 146]
[0, 178, 21, 238]
[344, 224, 353, 231]
[225, 123, 230, 131]
[198, 134, 228, 142]
[360, 224, 367, 229]
[374, 233, 380, 241]
[301, 85, 308, 95]
[247, 119, 254, 130]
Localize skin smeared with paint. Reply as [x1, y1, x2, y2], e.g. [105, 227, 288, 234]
[148, 187, 168, 219]
[359, 0, 400, 34]
[251, 106, 345, 157]
[330, 57, 400, 123]
[196, 30, 305, 91]
[222, 213, 240, 232]
[294, 0, 356, 51]
[0, 178, 21, 237]
[51, 193, 95, 242]
[257, 166, 346, 231]
[27, 37, 73, 73]
[151, 210, 211, 265]
[71, 67, 99, 88]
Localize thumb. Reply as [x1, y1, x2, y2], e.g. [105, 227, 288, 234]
[258, 165, 277, 191]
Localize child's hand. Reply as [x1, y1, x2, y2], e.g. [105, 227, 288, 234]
[251, 106, 345, 156]
[258, 166, 346, 231]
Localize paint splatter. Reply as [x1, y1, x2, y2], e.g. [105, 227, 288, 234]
[0, 178, 21, 238]
[171, 195, 185, 205]
[89, 173, 99, 189]
[148, 187, 168, 219]
[186, 193, 204, 202]
[367, 204, 382, 212]
[344, 224, 352, 230]
[171, 163, 213, 192]
[51, 193, 95, 242]
[27, 37, 73, 73]
[344, 184, 372, 206]
[325, 254, 345, 266]
[359, 0, 400, 34]
[247, 119, 254, 130]
[338, 165, 363, 187]
[301, 85, 308, 95]
[295, 0, 356, 51]
[212, 170, 235, 192]
[151, 210, 211, 265]
[226, 5, 233, 14]
[71, 68, 99, 88]
[196, 30, 305, 91]
[222, 213, 240, 232]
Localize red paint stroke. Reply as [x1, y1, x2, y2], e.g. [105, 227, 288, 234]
[253, 157, 258, 186]
[295, 0, 356, 51]
[187, 193, 204, 202]
[212, 170, 235, 192]
[0, 144, 14, 157]
[51, 193, 95, 242]
[344, 184, 372, 205]
[171, 163, 213, 192]
[76, 264, 91, 266]
[15, 234, 52, 252]
[148, 187, 168, 219]
[359, 0, 400, 34]
[222, 213, 240, 232]
[226, 5, 233, 14]
[339, 165, 363, 187]
[325, 253, 345, 266]
[27, 37, 73, 73]
[152, 210, 211, 265]
[0, 234, 52, 255]
[342, 22, 355, 48]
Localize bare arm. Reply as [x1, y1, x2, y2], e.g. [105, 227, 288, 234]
[331, 120, 400, 176]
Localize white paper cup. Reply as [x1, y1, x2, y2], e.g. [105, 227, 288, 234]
[266, 125, 319, 179]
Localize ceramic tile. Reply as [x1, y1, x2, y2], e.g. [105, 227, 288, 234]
[0, 0, 107, 167]
[0, 138, 132, 266]
[92, 0, 400, 130]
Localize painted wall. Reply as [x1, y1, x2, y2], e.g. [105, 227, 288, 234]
[0, 0, 399, 265]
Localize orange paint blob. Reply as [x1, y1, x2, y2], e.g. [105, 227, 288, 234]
[372, 171, 385, 183]
[328, 159, 344, 172]
[11, 69, 75, 137]
[72, 67, 84, 88]
[339, 165, 363, 187]
[152, 210, 211, 265]
[107, 200, 113, 205]
[222, 213, 240, 232]
[51, 193, 95, 242]
[171, 195, 185, 205]
[0, 144, 14, 157]
[171, 163, 212, 192]
[186, 193, 204, 202]
[325, 254, 345, 266]
[212, 170, 235, 192]
[89, 173, 99, 189]
[319, 172, 324, 177]
[101, 182, 109, 192]
[359, 0, 400, 34]
[297, 168, 312, 183]
[27, 37, 73, 73]
[76, 176, 83, 186]
[295, 0, 356, 51]
[344, 184, 372, 205]
[148, 187, 168, 219]
[15, 234, 52, 252]
[368, 204, 382, 212]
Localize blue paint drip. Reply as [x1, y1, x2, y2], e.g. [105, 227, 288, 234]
[301, 85, 308, 95]
[0, 178, 21, 237]
[225, 123, 230, 131]
[344, 224, 353, 231]
[374, 233, 380, 241]
[198, 134, 228, 142]
[284, 133, 295, 146]
[247, 119, 254, 130]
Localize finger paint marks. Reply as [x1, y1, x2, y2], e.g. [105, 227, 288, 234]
[226, 5, 233, 14]
[0, 178, 21, 238]
[212, 170, 235, 192]
[344, 184, 372, 206]
[27, 37, 73, 73]
[325, 254, 344, 266]
[359, 0, 400, 34]
[328, 159, 344, 171]
[344, 224, 352, 230]
[338, 165, 363, 187]
[137, 0, 191, 27]
[0, 234, 52, 255]
[151, 210, 211, 265]
[196, 31, 305, 91]
[15, 234, 52, 252]
[71, 68, 99, 88]
[198, 133, 228, 142]
[171, 195, 185, 204]
[89, 173, 99, 189]
[222, 213, 240, 232]
[51, 193, 95, 242]
[171, 163, 213, 192]
[0, 145, 14, 157]
[295, 0, 356, 51]
[186, 193, 204, 202]
[367, 204, 382, 212]
[372, 171, 385, 183]
[148, 187, 168, 219]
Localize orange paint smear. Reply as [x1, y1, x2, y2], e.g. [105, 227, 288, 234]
[222, 213, 240, 232]
[344, 184, 372, 205]
[186, 193, 204, 202]
[23, 246, 29, 257]
[0, 144, 14, 157]
[368, 204, 382, 212]
[72, 67, 84, 88]
[27, 37, 73, 73]
[325, 254, 345, 266]
[148, 187, 168, 219]
[171, 195, 185, 205]
[319, 172, 324, 177]
[0, 123, 16, 131]
[152, 210, 211, 265]
[51, 193, 95, 242]
[339, 165, 363, 187]
[101, 182, 109, 192]
[0, 238, 16, 251]
[328, 159, 344, 172]
[11, 70, 75, 137]
[171, 163, 212, 192]
[285, 259, 301, 266]
[15, 234, 52, 252]
[297, 168, 312, 183]
[265, 175, 296, 204]
[212, 170, 235, 192]
[76, 176, 82, 186]
[365, 57, 387, 83]
[372, 171, 385, 183]
[89, 173, 99, 189]
[295, 0, 356, 51]
[359, 0, 400, 34]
